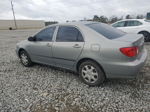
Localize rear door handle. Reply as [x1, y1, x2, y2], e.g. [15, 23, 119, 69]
[47, 43, 52, 47]
[73, 44, 81, 48]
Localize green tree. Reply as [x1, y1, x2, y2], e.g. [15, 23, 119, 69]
[99, 16, 108, 23]
[126, 14, 131, 19]
[136, 14, 144, 19]
[109, 16, 118, 23]
[93, 15, 100, 21]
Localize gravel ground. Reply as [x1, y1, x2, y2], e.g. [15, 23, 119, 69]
[0, 29, 150, 112]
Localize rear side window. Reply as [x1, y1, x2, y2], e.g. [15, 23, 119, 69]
[126, 20, 142, 26]
[35, 26, 56, 41]
[86, 23, 126, 39]
[144, 20, 150, 23]
[56, 26, 84, 42]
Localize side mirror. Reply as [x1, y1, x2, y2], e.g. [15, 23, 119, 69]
[28, 36, 36, 41]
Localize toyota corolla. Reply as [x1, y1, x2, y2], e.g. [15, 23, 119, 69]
[16, 22, 147, 86]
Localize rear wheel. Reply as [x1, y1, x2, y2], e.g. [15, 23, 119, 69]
[19, 50, 33, 67]
[79, 60, 105, 86]
[139, 31, 150, 42]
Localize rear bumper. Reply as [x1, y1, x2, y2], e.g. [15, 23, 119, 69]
[103, 49, 148, 78]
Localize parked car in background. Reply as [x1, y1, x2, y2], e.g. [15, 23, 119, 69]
[112, 19, 150, 42]
[16, 22, 147, 86]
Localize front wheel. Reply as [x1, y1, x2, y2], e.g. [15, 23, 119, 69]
[79, 60, 105, 86]
[19, 50, 33, 67]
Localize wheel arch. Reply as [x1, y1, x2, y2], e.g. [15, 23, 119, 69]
[76, 58, 106, 76]
[18, 48, 26, 58]
[138, 30, 150, 34]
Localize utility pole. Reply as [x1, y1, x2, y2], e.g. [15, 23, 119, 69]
[11, 0, 17, 29]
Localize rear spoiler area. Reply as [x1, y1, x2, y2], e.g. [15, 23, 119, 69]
[114, 34, 144, 43]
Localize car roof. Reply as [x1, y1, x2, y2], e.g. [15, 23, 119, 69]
[35, 21, 99, 36]
[115, 19, 145, 22]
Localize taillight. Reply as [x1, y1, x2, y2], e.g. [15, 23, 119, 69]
[120, 46, 139, 57]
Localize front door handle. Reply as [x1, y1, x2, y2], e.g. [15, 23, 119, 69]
[73, 44, 81, 48]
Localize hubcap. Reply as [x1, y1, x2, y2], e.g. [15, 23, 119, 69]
[81, 65, 98, 83]
[20, 53, 28, 65]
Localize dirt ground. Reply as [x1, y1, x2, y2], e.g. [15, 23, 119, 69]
[0, 29, 149, 112]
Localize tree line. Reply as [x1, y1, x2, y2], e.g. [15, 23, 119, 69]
[90, 14, 144, 24]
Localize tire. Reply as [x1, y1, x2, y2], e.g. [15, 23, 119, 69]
[139, 31, 150, 42]
[79, 60, 105, 86]
[19, 50, 33, 67]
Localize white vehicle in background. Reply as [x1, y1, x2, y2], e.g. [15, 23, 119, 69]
[112, 19, 150, 42]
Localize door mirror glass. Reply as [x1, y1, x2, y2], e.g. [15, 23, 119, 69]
[28, 36, 36, 41]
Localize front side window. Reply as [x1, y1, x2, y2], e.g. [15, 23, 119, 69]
[86, 23, 126, 39]
[35, 26, 56, 41]
[126, 20, 142, 27]
[56, 26, 84, 42]
[112, 21, 125, 27]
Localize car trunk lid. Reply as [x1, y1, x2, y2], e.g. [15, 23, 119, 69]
[114, 34, 144, 56]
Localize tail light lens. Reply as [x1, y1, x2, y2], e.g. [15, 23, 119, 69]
[120, 46, 139, 57]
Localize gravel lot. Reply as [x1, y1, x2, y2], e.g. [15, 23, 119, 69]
[0, 29, 150, 112]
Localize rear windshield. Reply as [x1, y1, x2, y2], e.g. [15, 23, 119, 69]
[86, 23, 126, 39]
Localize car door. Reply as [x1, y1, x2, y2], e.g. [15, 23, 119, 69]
[123, 20, 143, 33]
[52, 26, 84, 69]
[27, 26, 56, 65]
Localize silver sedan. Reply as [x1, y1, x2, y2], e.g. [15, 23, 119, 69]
[16, 21, 147, 86]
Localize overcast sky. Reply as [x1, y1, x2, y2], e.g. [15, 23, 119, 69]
[0, 0, 149, 22]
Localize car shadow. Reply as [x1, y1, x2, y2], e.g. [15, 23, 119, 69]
[33, 63, 149, 89]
